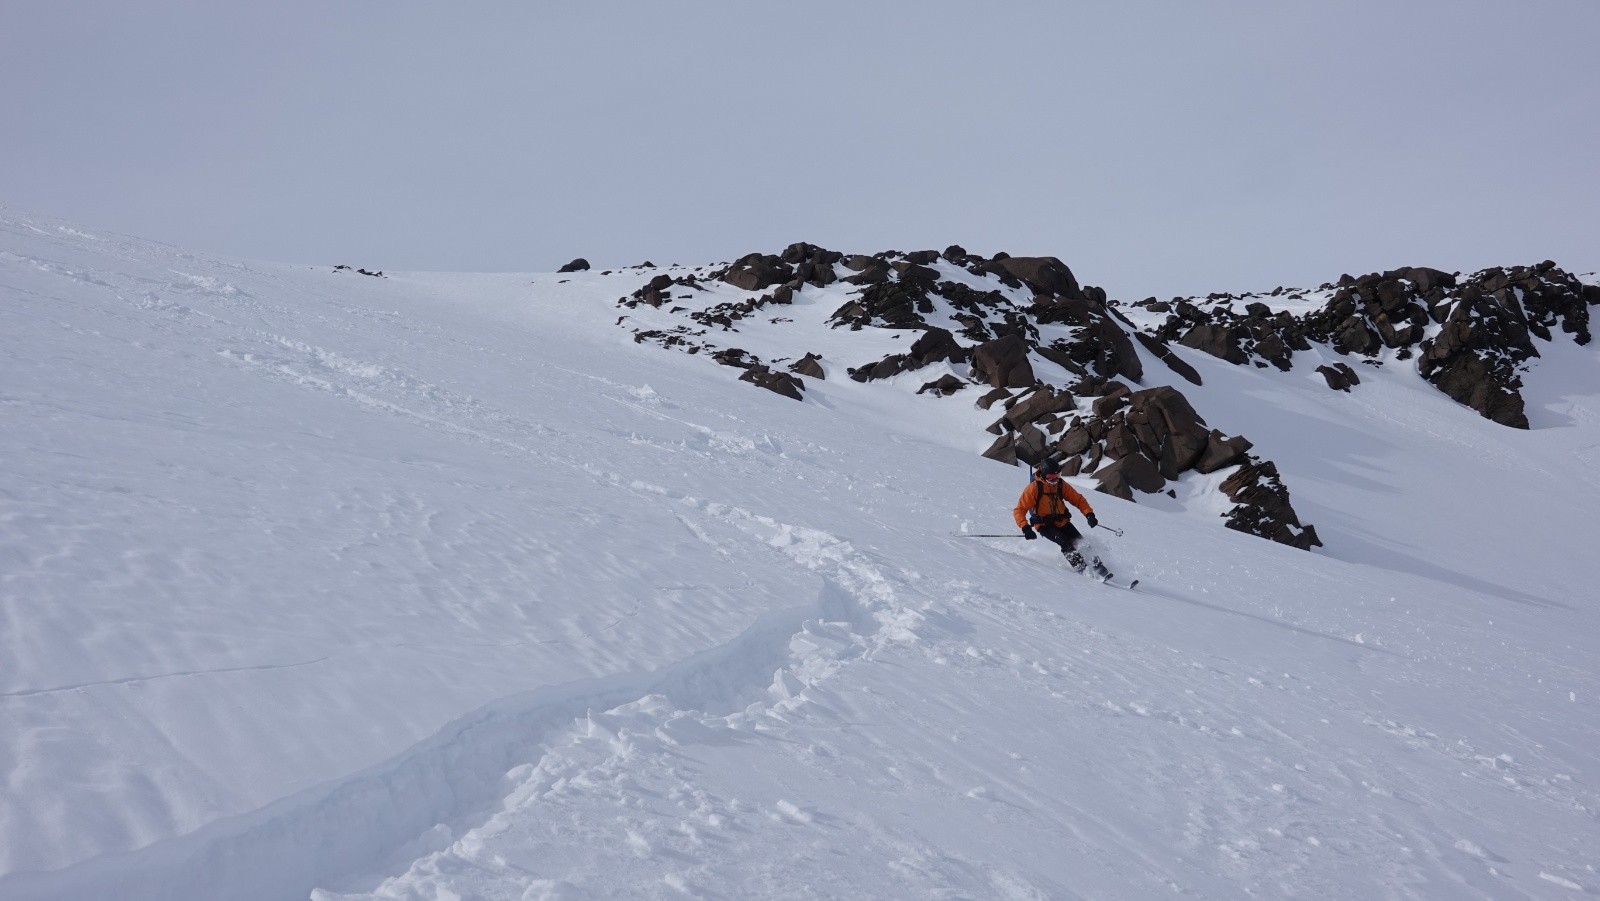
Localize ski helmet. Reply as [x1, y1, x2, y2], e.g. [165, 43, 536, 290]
[1036, 458, 1061, 476]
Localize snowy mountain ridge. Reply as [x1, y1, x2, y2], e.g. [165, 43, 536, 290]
[2, 209, 1598, 899]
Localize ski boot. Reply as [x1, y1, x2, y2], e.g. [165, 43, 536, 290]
[1089, 556, 1113, 581]
[1066, 551, 1088, 573]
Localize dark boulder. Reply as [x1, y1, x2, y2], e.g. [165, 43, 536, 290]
[721, 254, 795, 292]
[1090, 319, 1144, 383]
[976, 387, 1012, 410]
[1395, 266, 1454, 293]
[1179, 324, 1248, 365]
[739, 365, 806, 401]
[557, 258, 591, 273]
[1013, 422, 1050, 465]
[982, 432, 1018, 465]
[712, 348, 755, 368]
[780, 242, 842, 265]
[1333, 316, 1382, 356]
[917, 374, 967, 396]
[909, 327, 966, 366]
[847, 354, 914, 382]
[894, 262, 941, 285]
[970, 334, 1036, 388]
[1102, 421, 1142, 461]
[1126, 386, 1209, 478]
[1093, 454, 1165, 500]
[1056, 422, 1092, 456]
[841, 256, 892, 285]
[1315, 362, 1360, 392]
[788, 353, 826, 380]
[1092, 382, 1131, 418]
[1003, 386, 1077, 429]
[1220, 459, 1321, 550]
[1193, 431, 1253, 474]
[980, 256, 1082, 299]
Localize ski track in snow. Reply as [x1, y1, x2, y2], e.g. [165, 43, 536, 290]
[3, 212, 1598, 899]
[5, 488, 914, 901]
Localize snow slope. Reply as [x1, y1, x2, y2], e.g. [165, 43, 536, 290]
[2, 211, 1597, 899]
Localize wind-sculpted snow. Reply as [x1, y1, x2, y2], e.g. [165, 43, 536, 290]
[2, 211, 1598, 898]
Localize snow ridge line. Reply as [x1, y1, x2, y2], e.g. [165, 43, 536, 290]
[0, 500, 925, 901]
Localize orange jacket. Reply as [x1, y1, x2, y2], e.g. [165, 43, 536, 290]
[1014, 476, 1094, 530]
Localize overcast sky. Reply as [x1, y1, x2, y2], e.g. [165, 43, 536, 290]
[4, 1, 1596, 300]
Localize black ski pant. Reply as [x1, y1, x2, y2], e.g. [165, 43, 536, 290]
[1036, 521, 1084, 557]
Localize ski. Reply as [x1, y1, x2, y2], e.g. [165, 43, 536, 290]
[1080, 560, 1137, 590]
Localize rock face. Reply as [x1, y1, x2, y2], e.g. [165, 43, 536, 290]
[557, 258, 590, 273]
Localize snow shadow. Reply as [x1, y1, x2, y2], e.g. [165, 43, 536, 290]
[1315, 513, 1571, 610]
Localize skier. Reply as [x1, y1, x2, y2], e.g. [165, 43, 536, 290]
[1014, 458, 1106, 576]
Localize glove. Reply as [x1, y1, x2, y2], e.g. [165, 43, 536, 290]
[1085, 513, 1098, 529]
[1022, 526, 1037, 540]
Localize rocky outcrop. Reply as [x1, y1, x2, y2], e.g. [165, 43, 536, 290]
[1220, 460, 1322, 550]
[615, 244, 1502, 551]
[557, 258, 590, 273]
[1144, 262, 1595, 428]
[978, 378, 1304, 546]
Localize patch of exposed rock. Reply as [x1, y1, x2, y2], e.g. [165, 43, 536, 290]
[1138, 262, 1597, 428]
[614, 243, 1328, 550]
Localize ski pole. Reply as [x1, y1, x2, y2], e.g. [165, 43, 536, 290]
[1094, 523, 1124, 537]
[952, 533, 1026, 538]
